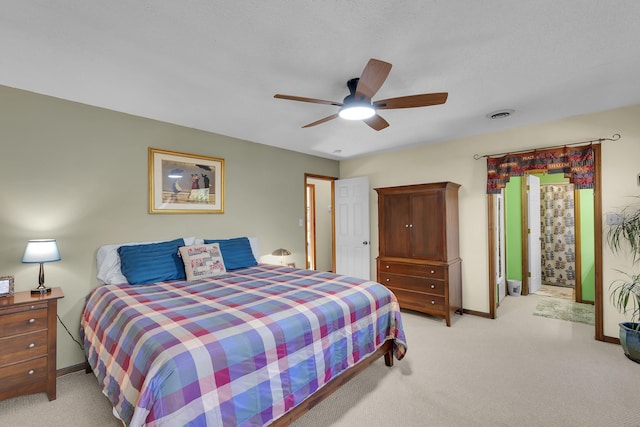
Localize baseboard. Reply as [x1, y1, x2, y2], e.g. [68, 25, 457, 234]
[57, 361, 90, 377]
[462, 308, 492, 319]
[602, 335, 621, 345]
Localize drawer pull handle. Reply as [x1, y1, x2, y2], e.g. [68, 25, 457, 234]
[28, 343, 36, 349]
[28, 318, 36, 324]
[28, 369, 35, 375]
[430, 284, 435, 289]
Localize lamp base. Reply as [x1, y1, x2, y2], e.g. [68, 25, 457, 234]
[31, 287, 52, 295]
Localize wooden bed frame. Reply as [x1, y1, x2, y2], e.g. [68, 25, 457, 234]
[270, 340, 394, 426]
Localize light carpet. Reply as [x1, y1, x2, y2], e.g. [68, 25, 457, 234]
[533, 296, 595, 325]
[1, 294, 638, 427]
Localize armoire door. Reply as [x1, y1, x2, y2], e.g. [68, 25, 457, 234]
[381, 193, 411, 257]
[411, 191, 444, 260]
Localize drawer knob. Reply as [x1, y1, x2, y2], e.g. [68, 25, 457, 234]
[385, 265, 390, 269]
[430, 284, 435, 289]
[30, 305, 36, 310]
[431, 300, 436, 305]
[28, 318, 36, 324]
[430, 270, 435, 274]
[405, 224, 409, 228]
[386, 278, 390, 282]
[28, 343, 36, 349]
[28, 369, 35, 375]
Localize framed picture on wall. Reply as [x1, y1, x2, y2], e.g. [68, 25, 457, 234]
[149, 148, 224, 214]
[0, 276, 14, 297]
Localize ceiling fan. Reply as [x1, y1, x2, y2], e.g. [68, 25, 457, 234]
[274, 58, 448, 131]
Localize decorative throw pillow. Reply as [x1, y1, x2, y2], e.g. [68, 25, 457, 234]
[179, 243, 227, 281]
[203, 237, 258, 270]
[117, 238, 186, 285]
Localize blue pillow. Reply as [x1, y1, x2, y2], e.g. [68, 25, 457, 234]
[117, 238, 186, 285]
[203, 237, 257, 270]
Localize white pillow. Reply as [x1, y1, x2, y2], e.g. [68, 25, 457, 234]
[96, 237, 200, 285]
[178, 243, 227, 281]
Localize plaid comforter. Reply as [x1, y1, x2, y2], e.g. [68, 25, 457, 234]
[81, 264, 407, 426]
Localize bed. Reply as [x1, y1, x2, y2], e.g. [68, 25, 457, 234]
[81, 237, 407, 426]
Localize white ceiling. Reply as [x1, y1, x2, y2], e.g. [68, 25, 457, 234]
[2, 1, 639, 160]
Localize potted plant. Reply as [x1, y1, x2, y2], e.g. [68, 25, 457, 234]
[607, 200, 640, 363]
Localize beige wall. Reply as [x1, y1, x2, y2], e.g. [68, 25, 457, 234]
[341, 104, 640, 339]
[0, 85, 339, 369]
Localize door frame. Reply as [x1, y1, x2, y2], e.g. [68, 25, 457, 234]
[522, 180, 586, 301]
[487, 144, 604, 341]
[304, 173, 337, 271]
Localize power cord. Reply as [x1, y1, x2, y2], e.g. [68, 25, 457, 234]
[57, 314, 84, 351]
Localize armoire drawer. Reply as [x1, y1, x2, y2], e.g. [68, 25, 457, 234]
[390, 288, 446, 313]
[378, 261, 445, 280]
[379, 273, 445, 296]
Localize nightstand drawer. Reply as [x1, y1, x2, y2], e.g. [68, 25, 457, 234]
[379, 273, 445, 295]
[0, 308, 48, 337]
[0, 356, 48, 398]
[0, 330, 48, 367]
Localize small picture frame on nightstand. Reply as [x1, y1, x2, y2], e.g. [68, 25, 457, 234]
[0, 275, 14, 297]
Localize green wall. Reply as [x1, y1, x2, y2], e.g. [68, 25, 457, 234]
[505, 176, 523, 281]
[504, 174, 595, 301]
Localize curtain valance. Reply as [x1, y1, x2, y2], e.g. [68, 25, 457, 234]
[486, 145, 594, 194]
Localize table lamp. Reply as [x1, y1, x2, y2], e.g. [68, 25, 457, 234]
[271, 248, 292, 266]
[22, 239, 61, 294]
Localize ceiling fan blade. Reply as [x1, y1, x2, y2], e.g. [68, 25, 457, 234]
[274, 94, 342, 106]
[374, 92, 448, 110]
[355, 59, 392, 100]
[302, 113, 339, 128]
[364, 114, 389, 131]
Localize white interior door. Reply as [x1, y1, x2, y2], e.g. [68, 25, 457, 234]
[334, 176, 370, 280]
[527, 174, 542, 294]
[495, 190, 507, 303]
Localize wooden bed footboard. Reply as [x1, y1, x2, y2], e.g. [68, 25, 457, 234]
[270, 340, 395, 427]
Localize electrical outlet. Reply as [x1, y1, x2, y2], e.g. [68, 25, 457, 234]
[606, 213, 623, 225]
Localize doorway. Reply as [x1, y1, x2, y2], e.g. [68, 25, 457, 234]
[305, 174, 336, 272]
[487, 144, 604, 340]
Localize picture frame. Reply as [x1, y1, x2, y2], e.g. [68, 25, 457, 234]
[149, 148, 224, 214]
[0, 275, 14, 297]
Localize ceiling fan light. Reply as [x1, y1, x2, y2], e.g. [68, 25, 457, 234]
[339, 105, 375, 120]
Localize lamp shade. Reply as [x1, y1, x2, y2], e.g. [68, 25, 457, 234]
[22, 239, 61, 263]
[271, 248, 292, 257]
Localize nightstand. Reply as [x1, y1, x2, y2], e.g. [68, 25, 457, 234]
[0, 287, 64, 401]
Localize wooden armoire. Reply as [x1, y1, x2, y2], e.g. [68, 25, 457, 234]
[375, 182, 462, 326]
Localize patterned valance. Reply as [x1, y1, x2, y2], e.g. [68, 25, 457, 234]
[486, 145, 594, 194]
